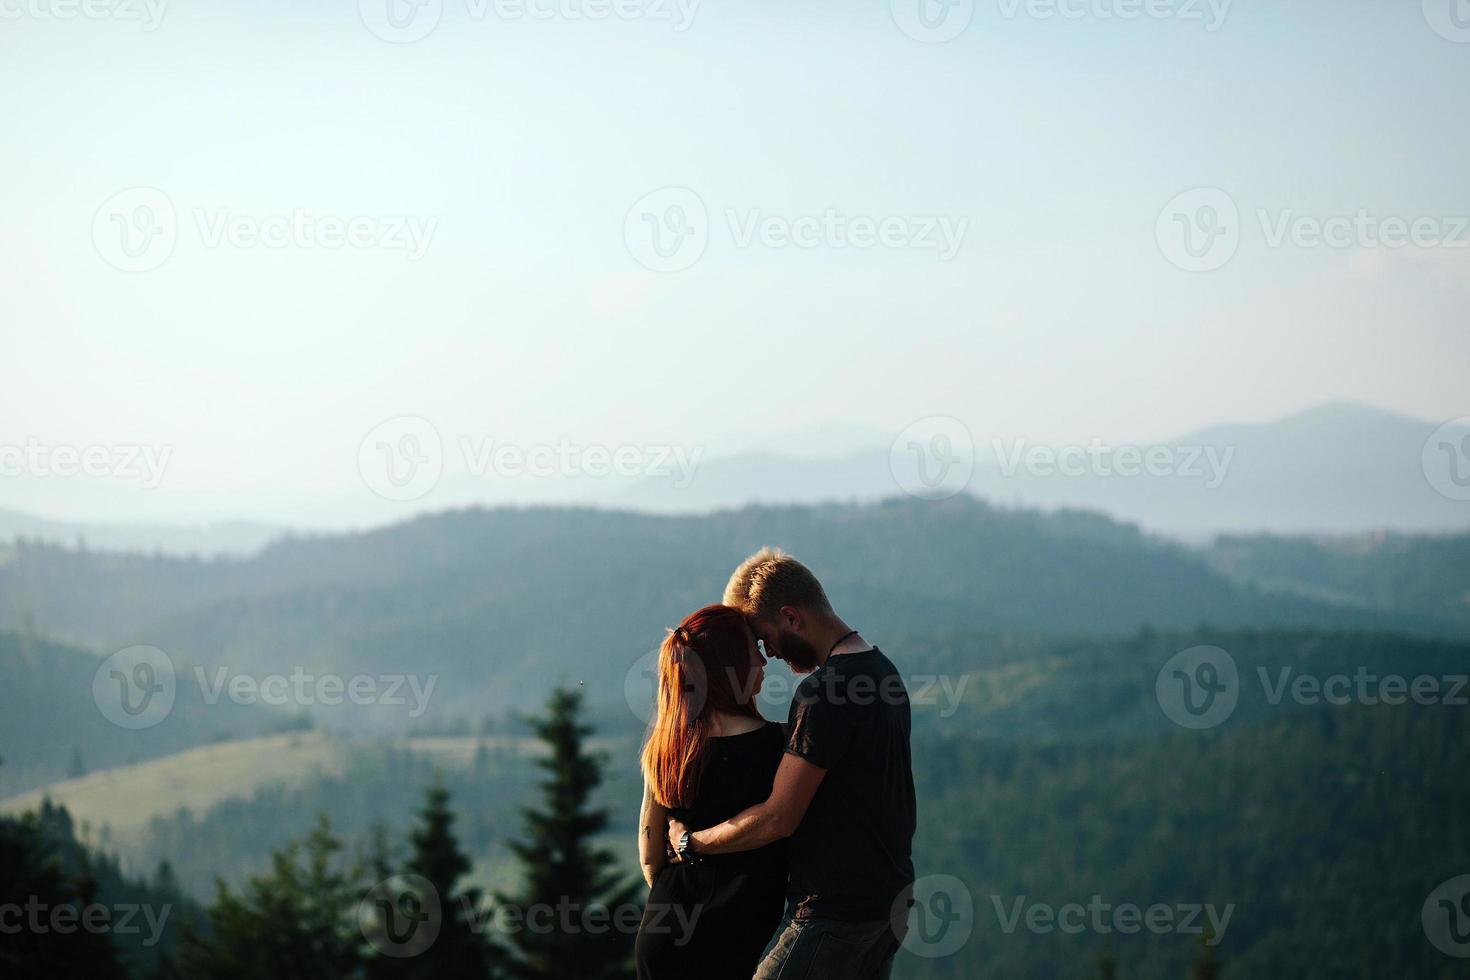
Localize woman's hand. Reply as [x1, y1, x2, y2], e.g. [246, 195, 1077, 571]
[666, 818, 690, 862]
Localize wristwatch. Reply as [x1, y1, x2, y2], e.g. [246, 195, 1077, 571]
[677, 830, 700, 865]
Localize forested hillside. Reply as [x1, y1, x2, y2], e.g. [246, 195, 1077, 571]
[98, 628, 1470, 979]
[1206, 531, 1470, 631]
[3, 498, 1457, 732]
[0, 631, 299, 796]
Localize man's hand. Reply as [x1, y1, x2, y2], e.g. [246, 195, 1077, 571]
[680, 754, 828, 856]
[666, 817, 689, 862]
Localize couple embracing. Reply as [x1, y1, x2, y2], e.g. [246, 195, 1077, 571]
[635, 548, 917, 980]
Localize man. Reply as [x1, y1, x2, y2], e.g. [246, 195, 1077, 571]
[667, 547, 917, 979]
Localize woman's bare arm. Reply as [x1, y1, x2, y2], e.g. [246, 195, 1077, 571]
[638, 779, 670, 887]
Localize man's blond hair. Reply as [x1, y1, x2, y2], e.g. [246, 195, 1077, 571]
[723, 547, 832, 619]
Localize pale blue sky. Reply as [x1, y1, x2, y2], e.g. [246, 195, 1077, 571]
[2, 0, 1467, 524]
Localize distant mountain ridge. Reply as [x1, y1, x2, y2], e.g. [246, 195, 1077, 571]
[0, 508, 287, 558]
[624, 401, 1470, 537]
[1, 402, 1463, 556]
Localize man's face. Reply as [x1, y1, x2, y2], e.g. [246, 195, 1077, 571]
[751, 611, 822, 675]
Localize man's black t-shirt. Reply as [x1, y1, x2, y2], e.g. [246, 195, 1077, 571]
[784, 647, 916, 922]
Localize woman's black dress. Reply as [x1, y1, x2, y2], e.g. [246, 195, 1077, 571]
[635, 721, 788, 980]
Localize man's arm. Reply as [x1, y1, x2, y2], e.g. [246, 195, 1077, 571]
[668, 753, 826, 857]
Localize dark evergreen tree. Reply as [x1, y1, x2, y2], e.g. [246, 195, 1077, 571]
[153, 858, 181, 897]
[366, 783, 505, 980]
[181, 815, 362, 980]
[0, 809, 128, 980]
[496, 688, 637, 980]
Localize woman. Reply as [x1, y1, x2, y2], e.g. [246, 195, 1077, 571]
[635, 604, 787, 980]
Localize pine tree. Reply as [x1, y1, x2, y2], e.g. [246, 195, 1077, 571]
[153, 858, 181, 897]
[496, 688, 637, 980]
[365, 783, 504, 980]
[0, 810, 129, 980]
[181, 815, 362, 980]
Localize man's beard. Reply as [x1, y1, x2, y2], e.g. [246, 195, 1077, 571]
[778, 629, 822, 673]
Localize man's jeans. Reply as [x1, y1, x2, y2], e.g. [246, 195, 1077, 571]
[754, 915, 903, 980]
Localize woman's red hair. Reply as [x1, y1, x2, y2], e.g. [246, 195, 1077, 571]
[641, 604, 762, 809]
